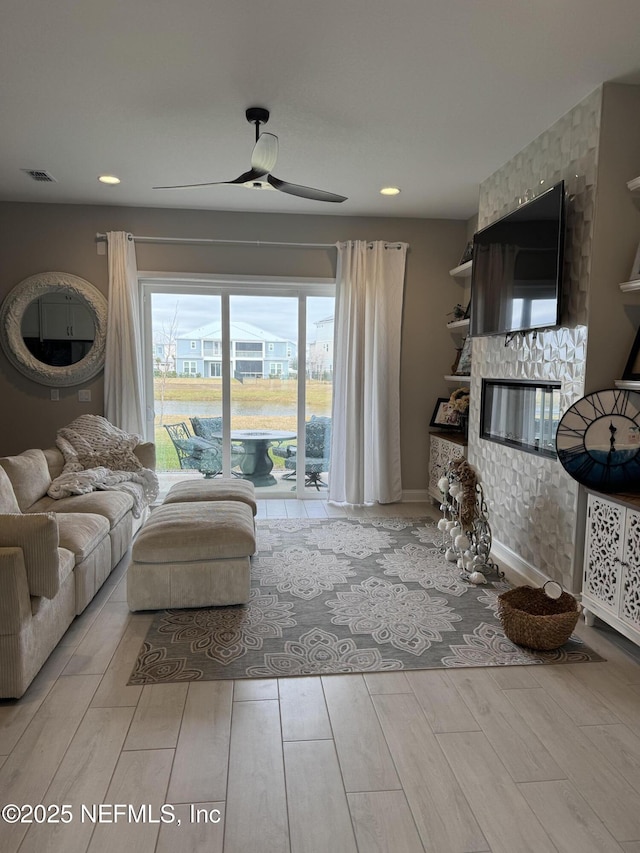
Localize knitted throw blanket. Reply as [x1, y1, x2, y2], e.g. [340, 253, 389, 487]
[48, 415, 159, 517]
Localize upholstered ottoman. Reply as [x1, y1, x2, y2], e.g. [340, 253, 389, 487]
[163, 478, 257, 517]
[127, 500, 255, 611]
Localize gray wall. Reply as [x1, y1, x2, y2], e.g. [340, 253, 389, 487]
[0, 202, 466, 493]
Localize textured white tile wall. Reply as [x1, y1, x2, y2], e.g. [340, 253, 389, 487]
[469, 87, 602, 590]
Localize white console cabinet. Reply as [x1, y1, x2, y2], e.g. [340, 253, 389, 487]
[582, 491, 640, 647]
[428, 432, 467, 502]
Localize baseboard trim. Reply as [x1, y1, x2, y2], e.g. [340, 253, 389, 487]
[490, 538, 550, 588]
[401, 489, 431, 502]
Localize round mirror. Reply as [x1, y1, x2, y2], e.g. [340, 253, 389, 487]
[0, 272, 107, 387]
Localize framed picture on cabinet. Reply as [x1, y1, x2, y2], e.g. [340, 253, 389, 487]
[430, 398, 462, 430]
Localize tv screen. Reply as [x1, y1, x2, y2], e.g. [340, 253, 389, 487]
[470, 181, 565, 337]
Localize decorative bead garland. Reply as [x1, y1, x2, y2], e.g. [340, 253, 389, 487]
[437, 460, 504, 584]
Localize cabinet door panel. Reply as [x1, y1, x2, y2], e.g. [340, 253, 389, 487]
[428, 435, 466, 501]
[584, 495, 623, 610]
[622, 508, 640, 630]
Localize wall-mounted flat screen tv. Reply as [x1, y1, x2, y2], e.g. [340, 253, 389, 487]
[470, 180, 565, 337]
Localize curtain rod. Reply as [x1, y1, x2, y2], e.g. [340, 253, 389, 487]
[95, 233, 336, 250]
[95, 234, 404, 250]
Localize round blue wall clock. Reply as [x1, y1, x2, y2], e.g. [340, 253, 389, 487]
[556, 388, 640, 492]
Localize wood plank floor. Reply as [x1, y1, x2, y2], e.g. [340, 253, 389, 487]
[1, 499, 640, 853]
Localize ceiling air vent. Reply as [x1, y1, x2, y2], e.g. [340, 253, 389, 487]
[21, 169, 57, 182]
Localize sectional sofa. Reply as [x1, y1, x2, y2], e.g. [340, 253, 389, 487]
[0, 441, 155, 698]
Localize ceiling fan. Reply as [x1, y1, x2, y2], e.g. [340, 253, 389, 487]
[153, 107, 347, 203]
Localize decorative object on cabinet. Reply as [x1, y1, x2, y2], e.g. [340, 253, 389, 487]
[449, 386, 470, 414]
[430, 398, 463, 430]
[497, 582, 580, 651]
[455, 335, 472, 375]
[556, 388, 640, 492]
[450, 348, 462, 375]
[437, 458, 503, 583]
[449, 387, 470, 439]
[0, 272, 107, 387]
[428, 431, 466, 501]
[582, 491, 640, 648]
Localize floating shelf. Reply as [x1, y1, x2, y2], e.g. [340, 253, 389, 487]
[444, 374, 471, 383]
[627, 176, 640, 193]
[446, 318, 470, 330]
[449, 261, 473, 278]
[620, 280, 640, 292]
[614, 379, 640, 390]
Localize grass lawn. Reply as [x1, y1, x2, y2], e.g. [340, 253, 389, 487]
[154, 376, 331, 408]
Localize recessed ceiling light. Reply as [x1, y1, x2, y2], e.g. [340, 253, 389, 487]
[98, 175, 121, 185]
[380, 186, 400, 196]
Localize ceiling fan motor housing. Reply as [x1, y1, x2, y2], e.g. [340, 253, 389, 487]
[246, 107, 269, 127]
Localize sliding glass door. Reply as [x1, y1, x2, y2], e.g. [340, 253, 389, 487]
[143, 277, 334, 497]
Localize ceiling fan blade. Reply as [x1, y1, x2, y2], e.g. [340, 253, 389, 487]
[251, 133, 278, 173]
[267, 174, 347, 203]
[153, 168, 267, 190]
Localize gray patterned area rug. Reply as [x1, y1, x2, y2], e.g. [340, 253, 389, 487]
[129, 517, 602, 685]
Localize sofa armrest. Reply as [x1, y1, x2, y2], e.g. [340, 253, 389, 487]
[0, 547, 32, 635]
[135, 442, 156, 470]
[0, 514, 62, 599]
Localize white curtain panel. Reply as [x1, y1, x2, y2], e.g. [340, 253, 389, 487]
[329, 240, 408, 505]
[104, 232, 146, 436]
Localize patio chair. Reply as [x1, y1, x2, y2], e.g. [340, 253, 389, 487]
[163, 422, 223, 478]
[190, 417, 246, 471]
[279, 415, 331, 489]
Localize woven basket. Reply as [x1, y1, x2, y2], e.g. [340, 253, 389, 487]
[497, 582, 580, 651]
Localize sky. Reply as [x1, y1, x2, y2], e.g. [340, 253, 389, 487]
[151, 293, 334, 343]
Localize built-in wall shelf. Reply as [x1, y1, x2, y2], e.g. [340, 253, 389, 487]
[614, 379, 640, 390]
[446, 318, 470, 330]
[627, 175, 640, 193]
[620, 280, 640, 292]
[444, 374, 471, 383]
[449, 261, 472, 278]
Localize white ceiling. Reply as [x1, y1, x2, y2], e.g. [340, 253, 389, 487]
[2, 0, 640, 220]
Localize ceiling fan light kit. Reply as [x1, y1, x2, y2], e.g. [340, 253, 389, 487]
[153, 106, 347, 203]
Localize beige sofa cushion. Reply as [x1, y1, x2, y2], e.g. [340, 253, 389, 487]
[55, 512, 110, 562]
[0, 467, 20, 514]
[30, 547, 75, 616]
[133, 501, 255, 564]
[0, 449, 51, 511]
[43, 448, 65, 480]
[28, 490, 134, 529]
[0, 513, 62, 599]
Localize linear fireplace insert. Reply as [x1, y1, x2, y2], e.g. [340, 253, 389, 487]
[480, 379, 562, 458]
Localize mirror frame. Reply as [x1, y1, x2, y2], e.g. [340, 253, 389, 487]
[0, 271, 108, 387]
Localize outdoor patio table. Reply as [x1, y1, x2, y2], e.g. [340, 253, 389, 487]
[219, 429, 296, 486]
